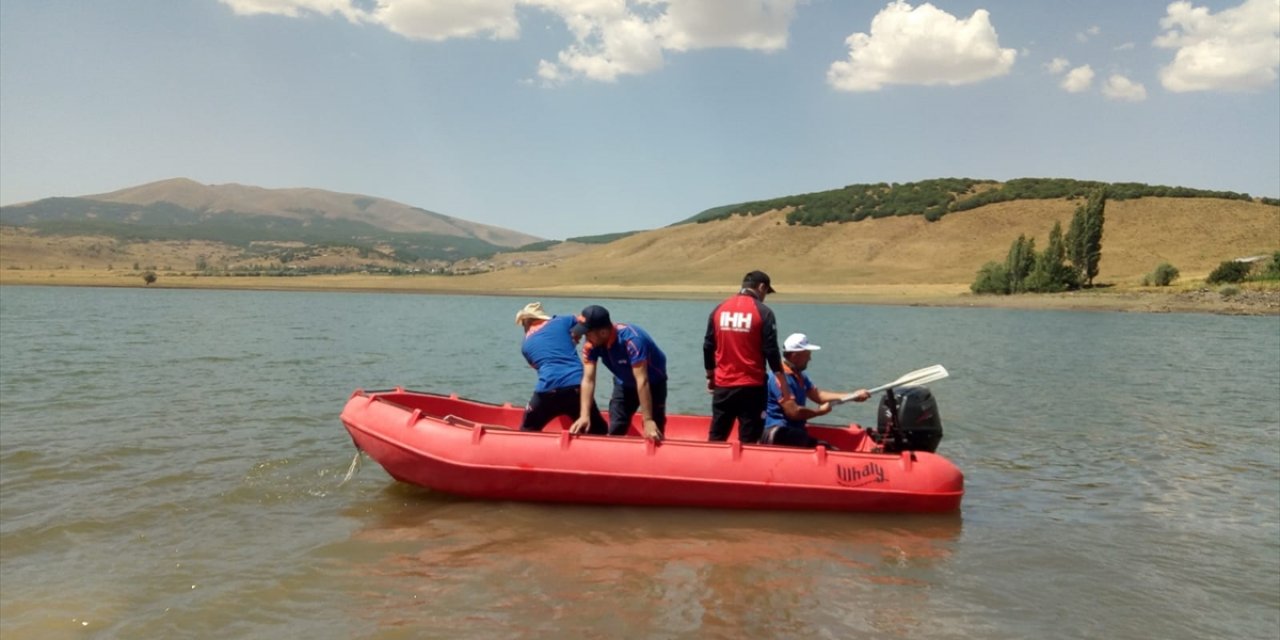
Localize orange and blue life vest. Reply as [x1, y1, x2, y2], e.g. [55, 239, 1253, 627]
[765, 364, 815, 429]
[583, 323, 667, 388]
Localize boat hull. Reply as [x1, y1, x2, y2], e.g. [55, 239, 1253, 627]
[340, 389, 964, 513]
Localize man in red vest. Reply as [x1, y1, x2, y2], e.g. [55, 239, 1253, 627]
[703, 270, 790, 443]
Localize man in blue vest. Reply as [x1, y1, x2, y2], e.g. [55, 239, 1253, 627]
[764, 333, 870, 448]
[516, 302, 607, 434]
[569, 305, 667, 441]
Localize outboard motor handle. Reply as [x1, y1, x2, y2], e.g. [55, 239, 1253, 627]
[881, 387, 906, 452]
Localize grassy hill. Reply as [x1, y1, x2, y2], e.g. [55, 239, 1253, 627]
[470, 196, 1279, 288]
[681, 177, 1274, 225]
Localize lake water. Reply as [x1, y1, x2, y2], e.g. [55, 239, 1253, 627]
[1, 285, 1277, 639]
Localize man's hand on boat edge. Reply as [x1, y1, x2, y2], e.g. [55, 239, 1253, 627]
[642, 418, 662, 442]
[567, 416, 663, 442]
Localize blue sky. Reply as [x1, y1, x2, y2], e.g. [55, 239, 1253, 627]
[2, 0, 1277, 240]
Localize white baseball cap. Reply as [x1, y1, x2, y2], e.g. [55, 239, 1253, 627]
[783, 333, 821, 352]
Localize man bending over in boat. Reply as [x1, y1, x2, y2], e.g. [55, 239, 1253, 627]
[517, 302, 608, 434]
[763, 333, 871, 448]
[569, 305, 667, 442]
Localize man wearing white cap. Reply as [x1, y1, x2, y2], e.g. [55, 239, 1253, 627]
[763, 333, 871, 448]
[515, 302, 607, 434]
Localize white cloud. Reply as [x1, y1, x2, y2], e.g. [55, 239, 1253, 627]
[533, 0, 799, 84]
[1076, 24, 1101, 43]
[1102, 74, 1147, 101]
[372, 0, 521, 41]
[1155, 0, 1280, 92]
[1114, 42, 1135, 51]
[541, 10, 667, 83]
[220, 0, 804, 84]
[1045, 57, 1070, 74]
[219, 0, 365, 21]
[536, 59, 563, 83]
[1060, 64, 1094, 92]
[826, 1, 1017, 92]
[658, 0, 798, 51]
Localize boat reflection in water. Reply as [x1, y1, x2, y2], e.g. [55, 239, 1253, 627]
[333, 486, 964, 638]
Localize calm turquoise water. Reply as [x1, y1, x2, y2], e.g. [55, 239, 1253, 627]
[1, 285, 1277, 639]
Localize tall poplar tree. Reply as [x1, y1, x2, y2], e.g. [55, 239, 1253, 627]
[1067, 188, 1106, 287]
[1004, 234, 1037, 293]
[1026, 221, 1076, 292]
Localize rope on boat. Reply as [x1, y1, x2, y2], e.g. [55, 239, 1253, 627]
[338, 449, 362, 486]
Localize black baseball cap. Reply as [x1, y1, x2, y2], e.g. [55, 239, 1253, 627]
[571, 305, 612, 337]
[742, 270, 776, 294]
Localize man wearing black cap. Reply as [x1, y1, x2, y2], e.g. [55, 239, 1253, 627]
[703, 270, 790, 443]
[569, 305, 668, 442]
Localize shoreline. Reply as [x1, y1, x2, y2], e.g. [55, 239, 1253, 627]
[2, 270, 1278, 315]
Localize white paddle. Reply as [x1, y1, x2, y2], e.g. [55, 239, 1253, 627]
[830, 364, 949, 405]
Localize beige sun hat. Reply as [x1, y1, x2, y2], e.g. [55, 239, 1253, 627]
[515, 301, 552, 326]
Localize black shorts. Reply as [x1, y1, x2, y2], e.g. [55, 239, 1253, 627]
[519, 386, 607, 434]
[607, 379, 668, 436]
[709, 385, 767, 443]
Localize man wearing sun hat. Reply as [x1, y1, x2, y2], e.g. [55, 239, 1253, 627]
[569, 305, 668, 442]
[762, 332, 871, 448]
[515, 302, 607, 434]
[703, 270, 790, 443]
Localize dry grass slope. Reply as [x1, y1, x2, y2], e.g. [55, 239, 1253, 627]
[472, 197, 1279, 288]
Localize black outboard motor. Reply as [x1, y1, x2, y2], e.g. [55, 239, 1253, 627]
[876, 385, 943, 453]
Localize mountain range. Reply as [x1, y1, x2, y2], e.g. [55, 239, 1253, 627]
[0, 178, 541, 264]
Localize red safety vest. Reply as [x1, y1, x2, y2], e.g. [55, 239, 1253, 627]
[707, 293, 770, 387]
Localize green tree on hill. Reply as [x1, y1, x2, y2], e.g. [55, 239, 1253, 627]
[1025, 222, 1076, 292]
[1004, 235, 1037, 293]
[1206, 260, 1251, 284]
[1066, 189, 1106, 287]
[1259, 252, 1280, 280]
[972, 221, 1081, 295]
[970, 261, 1010, 294]
[1143, 263, 1180, 286]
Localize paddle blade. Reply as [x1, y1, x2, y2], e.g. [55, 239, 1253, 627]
[866, 365, 949, 395]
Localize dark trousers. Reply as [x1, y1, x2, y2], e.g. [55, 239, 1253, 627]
[608, 379, 668, 436]
[763, 425, 838, 450]
[763, 425, 819, 448]
[709, 385, 767, 443]
[519, 386, 607, 434]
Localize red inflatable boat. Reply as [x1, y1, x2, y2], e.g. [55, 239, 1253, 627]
[340, 388, 964, 513]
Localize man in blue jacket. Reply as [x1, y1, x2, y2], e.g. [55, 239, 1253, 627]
[516, 302, 607, 434]
[569, 305, 667, 441]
